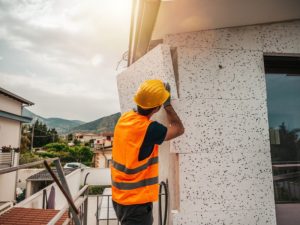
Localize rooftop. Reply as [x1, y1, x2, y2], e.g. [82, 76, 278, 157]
[0, 207, 68, 225]
[0, 87, 34, 106]
[26, 168, 76, 181]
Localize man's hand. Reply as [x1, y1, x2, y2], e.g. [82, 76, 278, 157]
[162, 82, 185, 141]
[163, 82, 171, 108]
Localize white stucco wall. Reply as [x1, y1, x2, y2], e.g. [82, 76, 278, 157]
[164, 20, 300, 225]
[0, 94, 22, 115]
[117, 20, 300, 224]
[0, 172, 17, 202]
[81, 168, 111, 186]
[0, 117, 21, 148]
[17, 169, 44, 189]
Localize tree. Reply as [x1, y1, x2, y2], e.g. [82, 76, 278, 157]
[31, 120, 59, 148]
[73, 139, 81, 146]
[272, 123, 300, 162]
[20, 125, 31, 152]
[67, 133, 73, 142]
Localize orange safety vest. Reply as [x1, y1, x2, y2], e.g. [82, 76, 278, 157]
[111, 111, 159, 205]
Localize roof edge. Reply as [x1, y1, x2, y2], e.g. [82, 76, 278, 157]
[0, 87, 34, 106]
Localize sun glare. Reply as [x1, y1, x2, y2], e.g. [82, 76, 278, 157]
[105, 0, 132, 18]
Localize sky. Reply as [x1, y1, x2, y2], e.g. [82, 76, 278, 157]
[266, 74, 300, 131]
[0, 0, 132, 122]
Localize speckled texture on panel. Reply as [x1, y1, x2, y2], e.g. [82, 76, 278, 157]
[165, 20, 300, 54]
[164, 25, 264, 51]
[176, 47, 266, 100]
[262, 21, 300, 54]
[113, 20, 300, 225]
[172, 207, 276, 225]
[178, 152, 273, 212]
[171, 98, 270, 154]
[117, 44, 177, 113]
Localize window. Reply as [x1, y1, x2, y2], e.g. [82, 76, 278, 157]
[265, 56, 300, 225]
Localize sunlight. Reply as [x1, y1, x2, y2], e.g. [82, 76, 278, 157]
[105, 0, 132, 18]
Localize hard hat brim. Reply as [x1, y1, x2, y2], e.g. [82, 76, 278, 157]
[134, 89, 170, 109]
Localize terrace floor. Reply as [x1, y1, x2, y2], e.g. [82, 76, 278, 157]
[276, 203, 300, 225]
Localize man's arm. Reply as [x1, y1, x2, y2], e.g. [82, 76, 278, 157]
[164, 105, 184, 141]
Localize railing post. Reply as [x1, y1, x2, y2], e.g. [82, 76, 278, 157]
[83, 188, 88, 225]
[96, 195, 99, 225]
[53, 159, 81, 225]
[42, 189, 47, 209]
[107, 195, 109, 225]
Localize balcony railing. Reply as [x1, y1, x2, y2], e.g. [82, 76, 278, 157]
[273, 163, 300, 203]
[47, 185, 89, 225]
[0, 151, 15, 169]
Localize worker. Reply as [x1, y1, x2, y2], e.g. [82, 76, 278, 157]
[111, 79, 184, 225]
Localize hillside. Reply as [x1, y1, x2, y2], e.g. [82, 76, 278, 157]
[22, 108, 85, 134]
[22, 109, 121, 134]
[71, 112, 121, 133]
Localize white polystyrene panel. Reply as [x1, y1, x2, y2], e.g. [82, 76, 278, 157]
[165, 24, 264, 51]
[172, 207, 276, 225]
[117, 44, 177, 113]
[176, 47, 266, 100]
[178, 152, 274, 213]
[171, 98, 269, 154]
[262, 21, 300, 54]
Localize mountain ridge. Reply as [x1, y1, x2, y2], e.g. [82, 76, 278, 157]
[22, 108, 120, 134]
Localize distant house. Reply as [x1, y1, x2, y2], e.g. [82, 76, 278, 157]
[74, 132, 113, 144]
[93, 135, 113, 168]
[73, 132, 101, 143]
[0, 87, 33, 202]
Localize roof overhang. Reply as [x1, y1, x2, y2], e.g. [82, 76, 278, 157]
[128, 0, 300, 65]
[0, 110, 33, 123]
[0, 87, 34, 106]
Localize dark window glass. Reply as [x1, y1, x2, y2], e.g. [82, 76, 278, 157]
[266, 73, 300, 208]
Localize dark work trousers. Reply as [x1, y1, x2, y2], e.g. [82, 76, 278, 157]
[113, 200, 153, 225]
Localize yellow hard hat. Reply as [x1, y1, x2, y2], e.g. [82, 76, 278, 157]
[134, 79, 170, 109]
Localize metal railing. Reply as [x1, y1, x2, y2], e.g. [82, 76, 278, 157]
[96, 193, 119, 225]
[95, 191, 168, 225]
[0, 151, 15, 169]
[47, 185, 89, 225]
[0, 157, 58, 175]
[273, 164, 300, 203]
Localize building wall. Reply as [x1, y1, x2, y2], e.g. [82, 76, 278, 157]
[117, 20, 300, 224]
[0, 119, 21, 203]
[0, 94, 22, 115]
[80, 168, 111, 186]
[17, 169, 82, 209]
[94, 151, 112, 168]
[17, 169, 44, 190]
[0, 117, 21, 148]
[164, 20, 300, 225]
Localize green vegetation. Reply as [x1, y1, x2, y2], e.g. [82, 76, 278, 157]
[88, 185, 111, 195]
[19, 152, 43, 166]
[36, 143, 93, 164]
[20, 121, 93, 166]
[31, 120, 59, 148]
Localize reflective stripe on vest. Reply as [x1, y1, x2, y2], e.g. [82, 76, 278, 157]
[112, 176, 158, 190]
[112, 157, 158, 174]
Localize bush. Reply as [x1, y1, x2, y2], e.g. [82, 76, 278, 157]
[19, 152, 43, 165]
[44, 143, 68, 152]
[88, 185, 111, 195]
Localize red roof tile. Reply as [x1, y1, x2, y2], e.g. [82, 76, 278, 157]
[0, 207, 69, 225]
